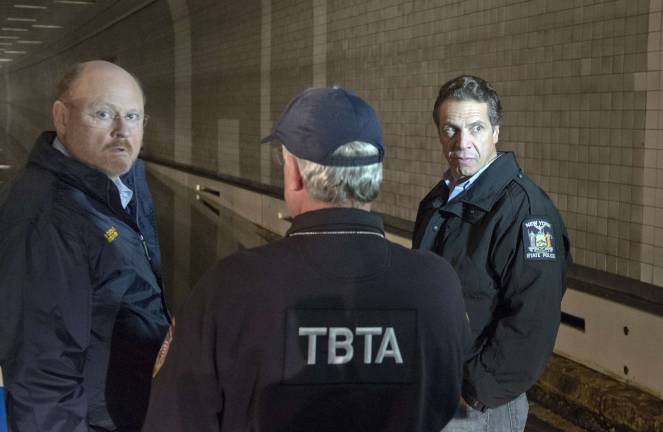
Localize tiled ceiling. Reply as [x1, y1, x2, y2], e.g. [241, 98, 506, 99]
[0, 0, 133, 71]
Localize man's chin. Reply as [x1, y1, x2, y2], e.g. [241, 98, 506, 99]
[102, 162, 134, 180]
[451, 166, 478, 182]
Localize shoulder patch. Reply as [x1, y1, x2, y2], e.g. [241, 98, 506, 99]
[522, 218, 557, 261]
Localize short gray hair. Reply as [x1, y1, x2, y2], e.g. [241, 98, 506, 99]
[286, 141, 383, 206]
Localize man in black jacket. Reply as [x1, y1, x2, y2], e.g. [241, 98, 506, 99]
[413, 75, 571, 432]
[0, 61, 170, 431]
[143, 87, 469, 432]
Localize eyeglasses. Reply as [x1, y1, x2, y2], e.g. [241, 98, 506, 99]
[61, 100, 149, 129]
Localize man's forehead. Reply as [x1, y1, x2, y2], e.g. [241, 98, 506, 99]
[71, 96, 142, 109]
[69, 67, 143, 102]
[439, 99, 489, 123]
[67, 85, 144, 111]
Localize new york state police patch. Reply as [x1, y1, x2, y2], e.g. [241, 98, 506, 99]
[522, 218, 557, 261]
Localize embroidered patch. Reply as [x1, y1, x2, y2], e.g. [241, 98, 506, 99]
[104, 227, 118, 243]
[153, 320, 175, 378]
[522, 218, 556, 261]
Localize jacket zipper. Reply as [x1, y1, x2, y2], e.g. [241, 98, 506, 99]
[106, 175, 171, 321]
[131, 170, 152, 262]
[107, 180, 152, 262]
[139, 233, 152, 261]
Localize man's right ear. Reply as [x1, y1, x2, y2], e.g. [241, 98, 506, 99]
[284, 153, 304, 192]
[52, 100, 68, 136]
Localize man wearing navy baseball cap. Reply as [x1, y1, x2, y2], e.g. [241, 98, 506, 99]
[143, 87, 469, 432]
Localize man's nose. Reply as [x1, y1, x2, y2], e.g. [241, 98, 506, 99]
[457, 129, 472, 148]
[111, 117, 132, 137]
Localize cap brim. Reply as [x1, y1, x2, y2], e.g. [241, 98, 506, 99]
[260, 134, 276, 144]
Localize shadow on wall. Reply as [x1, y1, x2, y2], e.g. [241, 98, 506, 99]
[0, 127, 30, 188]
[146, 169, 280, 313]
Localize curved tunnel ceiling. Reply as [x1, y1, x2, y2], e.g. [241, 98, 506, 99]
[0, 0, 154, 72]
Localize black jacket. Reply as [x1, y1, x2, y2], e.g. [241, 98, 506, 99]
[0, 132, 170, 431]
[413, 152, 571, 409]
[144, 208, 469, 432]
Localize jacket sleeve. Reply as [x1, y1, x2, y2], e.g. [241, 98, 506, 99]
[143, 266, 224, 432]
[462, 192, 571, 409]
[0, 220, 91, 432]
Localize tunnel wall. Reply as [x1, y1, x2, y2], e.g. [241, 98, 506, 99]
[1, 0, 663, 288]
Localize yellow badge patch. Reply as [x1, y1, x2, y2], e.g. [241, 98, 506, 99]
[104, 227, 119, 243]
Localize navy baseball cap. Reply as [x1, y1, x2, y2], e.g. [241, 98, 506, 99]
[261, 87, 384, 166]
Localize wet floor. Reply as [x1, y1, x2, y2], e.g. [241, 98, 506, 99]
[527, 415, 564, 432]
[527, 402, 588, 432]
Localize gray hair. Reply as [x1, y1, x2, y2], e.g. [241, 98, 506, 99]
[285, 141, 383, 206]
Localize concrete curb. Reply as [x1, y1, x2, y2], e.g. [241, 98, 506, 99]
[529, 354, 663, 432]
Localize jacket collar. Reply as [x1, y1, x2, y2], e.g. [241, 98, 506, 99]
[454, 151, 521, 212]
[419, 152, 522, 223]
[287, 207, 384, 236]
[28, 131, 131, 213]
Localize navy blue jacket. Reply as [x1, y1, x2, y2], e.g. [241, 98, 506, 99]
[0, 132, 170, 431]
[144, 208, 469, 432]
[413, 152, 570, 410]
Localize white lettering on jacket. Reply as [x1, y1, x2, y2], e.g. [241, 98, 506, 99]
[298, 327, 404, 365]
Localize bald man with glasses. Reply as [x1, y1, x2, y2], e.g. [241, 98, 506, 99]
[0, 61, 169, 432]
